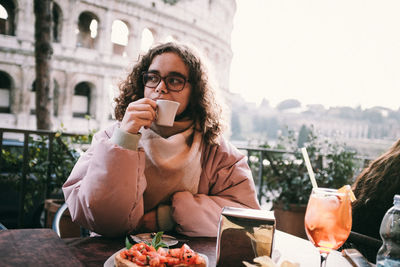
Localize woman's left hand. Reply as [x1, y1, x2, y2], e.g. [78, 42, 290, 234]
[136, 210, 157, 232]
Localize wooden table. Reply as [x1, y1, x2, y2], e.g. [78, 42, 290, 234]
[0, 228, 84, 267]
[0, 228, 361, 267]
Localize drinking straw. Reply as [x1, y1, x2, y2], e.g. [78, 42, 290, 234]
[301, 147, 318, 188]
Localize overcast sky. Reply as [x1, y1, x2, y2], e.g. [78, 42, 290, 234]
[230, 0, 400, 110]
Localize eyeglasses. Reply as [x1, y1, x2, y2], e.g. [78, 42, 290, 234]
[142, 72, 188, 92]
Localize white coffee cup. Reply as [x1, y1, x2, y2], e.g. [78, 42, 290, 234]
[155, 99, 180, 127]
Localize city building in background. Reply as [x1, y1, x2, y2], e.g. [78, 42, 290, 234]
[230, 94, 400, 157]
[0, 0, 235, 132]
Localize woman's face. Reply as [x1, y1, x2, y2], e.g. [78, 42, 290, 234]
[144, 52, 192, 116]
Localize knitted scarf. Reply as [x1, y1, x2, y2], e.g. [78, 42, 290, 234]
[139, 120, 203, 212]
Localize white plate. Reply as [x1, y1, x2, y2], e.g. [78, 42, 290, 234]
[104, 248, 124, 267]
[131, 233, 179, 246]
[104, 248, 208, 267]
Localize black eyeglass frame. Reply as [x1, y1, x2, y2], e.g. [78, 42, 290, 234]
[142, 71, 189, 92]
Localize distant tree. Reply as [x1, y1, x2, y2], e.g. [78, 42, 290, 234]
[276, 99, 301, 110]
[297, 124, 311, 148]
[34, 0, 53, 130]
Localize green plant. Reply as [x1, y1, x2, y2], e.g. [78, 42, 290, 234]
[250, 126, 359, 208]
[0, 126, 95, 213]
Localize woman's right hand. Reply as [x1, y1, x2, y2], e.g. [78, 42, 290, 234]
[120, 98, 157, 134]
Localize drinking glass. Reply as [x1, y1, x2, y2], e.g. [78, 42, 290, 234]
[304, 187, 352, 267]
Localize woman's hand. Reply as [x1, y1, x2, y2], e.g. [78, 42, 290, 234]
[120, 98, 157, 134]
[136, 209, 158, 232]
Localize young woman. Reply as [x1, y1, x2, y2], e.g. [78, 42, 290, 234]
[62, 42, 260, 237]
[352, 138, 400, 239]
[349, 138, 400, 262]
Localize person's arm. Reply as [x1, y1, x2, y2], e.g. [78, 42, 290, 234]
[62, 125, 147, 237]
[170, 137, 260, 237]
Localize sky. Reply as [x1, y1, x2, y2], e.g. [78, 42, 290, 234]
[230, 0, 400, 110]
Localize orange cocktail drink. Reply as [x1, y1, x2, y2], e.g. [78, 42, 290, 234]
[304, 187, 352, 261]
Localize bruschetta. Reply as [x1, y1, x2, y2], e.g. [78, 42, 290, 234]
[115, 242, 206, 267]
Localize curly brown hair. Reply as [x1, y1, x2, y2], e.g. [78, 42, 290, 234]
[351, 138, 400, 239]
[114, 42, 224, 145]
[352, 139, 400, 210]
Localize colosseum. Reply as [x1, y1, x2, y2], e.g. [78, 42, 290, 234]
[0, 0, 236, 132]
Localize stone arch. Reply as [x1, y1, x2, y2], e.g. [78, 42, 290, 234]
[140, 27, 155, 52]
[111, 19, 129, 56]
[76, 11, 100, 49]
[0, 64, 25, 115]
[72, 81, 95, 118]
[0, 70, 13, 113]
[0, 0, 16, 36]
[52, 1, 63, 42]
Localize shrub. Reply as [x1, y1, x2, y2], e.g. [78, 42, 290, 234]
[0, 127, 95, 212]
[249, 126, 360, 208]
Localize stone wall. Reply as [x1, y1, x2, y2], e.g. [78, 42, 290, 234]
[0, 0, 236, 132]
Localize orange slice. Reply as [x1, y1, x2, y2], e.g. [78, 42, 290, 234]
[338, 184, 357, 202]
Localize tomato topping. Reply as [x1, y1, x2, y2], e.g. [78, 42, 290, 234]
[120, 250, 128, 259]
[133, 259, 147, 266]
[157, 247, 168, 257]
[168, 248, 181, 258]
[166, 257, 180, 265]
[121, 242, 201, 267]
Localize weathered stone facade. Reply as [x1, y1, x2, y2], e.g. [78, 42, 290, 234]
[0, 0, 236, 132]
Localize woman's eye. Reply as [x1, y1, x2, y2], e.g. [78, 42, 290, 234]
[148, 75, 159, 82]
[168, 77, 183, 85]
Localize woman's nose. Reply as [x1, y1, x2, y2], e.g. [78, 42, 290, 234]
[155, 80, 168, 94]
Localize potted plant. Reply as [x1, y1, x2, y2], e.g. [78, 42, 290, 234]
[0, 126, 94, 230]
[249, 126, 358, 239]
[30, 128, 94, 234]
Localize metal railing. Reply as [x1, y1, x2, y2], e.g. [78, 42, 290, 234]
[236, 146, 371, 204]
[1, 126, 371, 228]
[0, 127, 85, 228]
[237, 146, 295, 204]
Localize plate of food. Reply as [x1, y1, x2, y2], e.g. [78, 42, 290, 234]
[104, 232, 208, 267]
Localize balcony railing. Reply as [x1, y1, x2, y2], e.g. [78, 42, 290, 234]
[237, 146, 295, 204]
[0, 127, 86, 228]
[237, 146, 370, 205]
[0, 127, 371, 229]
